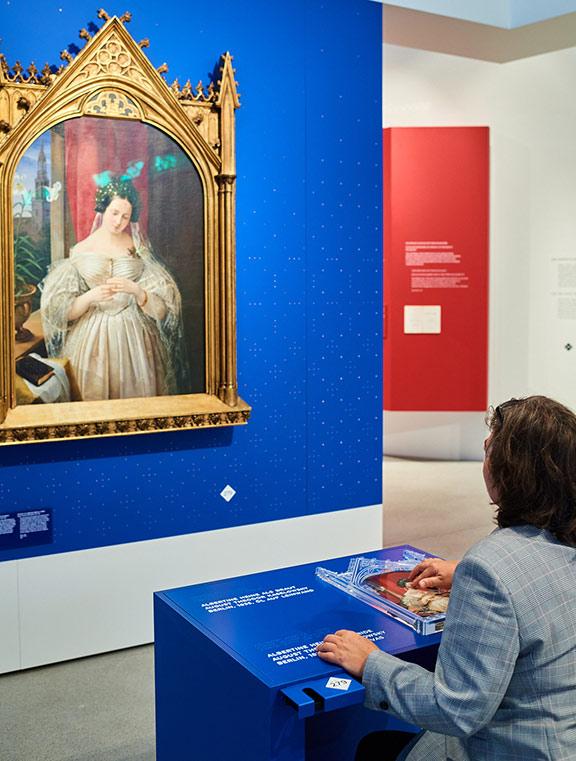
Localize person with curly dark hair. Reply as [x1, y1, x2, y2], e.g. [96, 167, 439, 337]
[318, 395, 576, 760]
[41, 177, 186, 401]
[93, 176, 141, 222]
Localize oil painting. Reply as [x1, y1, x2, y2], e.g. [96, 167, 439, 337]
[0, 13, 250, 443]
[13, 116, 204, 405]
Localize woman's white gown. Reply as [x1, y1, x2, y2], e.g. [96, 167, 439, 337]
[41, 249, 182, 401]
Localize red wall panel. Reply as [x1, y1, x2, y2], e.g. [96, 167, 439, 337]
[384, 127, 489, 411]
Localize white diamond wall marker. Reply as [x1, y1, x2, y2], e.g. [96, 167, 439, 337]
[220, 485, 236, 502]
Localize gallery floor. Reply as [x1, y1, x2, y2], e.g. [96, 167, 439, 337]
[1, 457, 494, 761]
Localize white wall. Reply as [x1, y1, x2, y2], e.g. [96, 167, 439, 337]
[373, 0, 576, 29]
[383, 43, 576, 459]
[375, 0, 510, 27]
[509, 0, 576, 27]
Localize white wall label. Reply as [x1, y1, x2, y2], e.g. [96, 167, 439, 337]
[403, 305, 441, 334]
[0, 509, 53, 550]
[326, 677, 352, 691]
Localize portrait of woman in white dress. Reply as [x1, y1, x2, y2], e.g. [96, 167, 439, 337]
[41, 177, 185, 401]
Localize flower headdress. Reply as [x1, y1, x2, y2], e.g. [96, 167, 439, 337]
[93, 162, 144, 221]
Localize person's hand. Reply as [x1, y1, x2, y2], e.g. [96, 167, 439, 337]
[316, 630, 378, 678]
[68, 284, 116, 321]
[407, 558, 458, 591]
[106, 277, 147, 306]
[87, 284, 115, 303]
[106, 277, 139, 296]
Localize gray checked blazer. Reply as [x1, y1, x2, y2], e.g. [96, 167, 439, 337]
[363, 525, 576, 761]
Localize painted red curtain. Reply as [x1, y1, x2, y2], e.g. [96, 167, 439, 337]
[64, 117, 149, 243]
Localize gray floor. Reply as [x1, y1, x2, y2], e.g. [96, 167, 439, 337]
[0, 646, 155, 761]
[0, 458, 493, 761]
[383, 456, 495, 558]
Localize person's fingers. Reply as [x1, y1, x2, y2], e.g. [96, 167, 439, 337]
[407, 565, 422, 581]
[317, 639, 341, 662]
[317, 649, 339, 663]
[417, 575, 442, 588]
[408, 565, 437, 586]
[407, 559, 433, 580]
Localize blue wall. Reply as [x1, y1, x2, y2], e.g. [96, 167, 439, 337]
[0, 0, 382, 561]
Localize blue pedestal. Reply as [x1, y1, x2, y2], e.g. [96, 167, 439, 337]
[154, 546, 441, 761]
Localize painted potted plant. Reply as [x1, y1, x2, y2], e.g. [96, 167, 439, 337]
[12, 178, 50, 342]
[14, 233, 43, 341]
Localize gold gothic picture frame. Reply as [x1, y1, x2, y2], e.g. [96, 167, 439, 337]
[0, 11, 250, 444]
